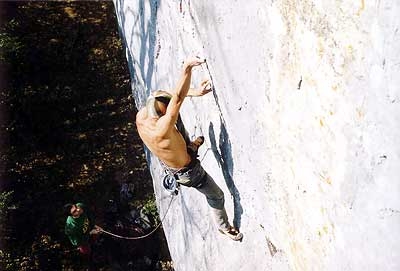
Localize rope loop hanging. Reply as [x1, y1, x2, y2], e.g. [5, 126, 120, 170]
[100, 194, 175, 240]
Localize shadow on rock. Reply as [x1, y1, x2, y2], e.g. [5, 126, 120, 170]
[209, 119, 243, 229]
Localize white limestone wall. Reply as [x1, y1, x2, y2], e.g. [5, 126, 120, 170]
[113, 1, 400, 270]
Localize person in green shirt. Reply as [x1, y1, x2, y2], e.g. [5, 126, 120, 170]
[64, 202, 102, 256]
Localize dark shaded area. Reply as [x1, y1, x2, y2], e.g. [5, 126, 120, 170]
[209, 119, 243, 229]
[203, 57, 243, 229]
[0, 1, 172, 270]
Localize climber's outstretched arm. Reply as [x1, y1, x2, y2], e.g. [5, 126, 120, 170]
[163, 78, 211, 99]
[161, 57, 205, 126]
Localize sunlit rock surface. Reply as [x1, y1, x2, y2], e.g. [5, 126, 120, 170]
[113, 1, 400, 270]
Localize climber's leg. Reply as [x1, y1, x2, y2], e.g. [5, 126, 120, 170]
[195, 172, 231, 231]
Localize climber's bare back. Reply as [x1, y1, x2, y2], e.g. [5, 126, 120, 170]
[136, 108, 191, 169]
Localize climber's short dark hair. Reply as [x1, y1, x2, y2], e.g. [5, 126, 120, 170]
[63, 203, 74, 217]
[153, 90, 172, 105]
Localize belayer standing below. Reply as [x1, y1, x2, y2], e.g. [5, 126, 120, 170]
[64, 202, 102, 256]
[135, 56, 242, 241]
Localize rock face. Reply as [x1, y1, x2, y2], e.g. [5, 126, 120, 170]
[113, 1, 400, 270]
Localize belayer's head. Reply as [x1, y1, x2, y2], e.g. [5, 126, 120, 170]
[64, 203, 83, 218]
[146, 90, 172, 117]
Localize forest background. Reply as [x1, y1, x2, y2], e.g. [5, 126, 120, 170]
[0, 1, 171, 270]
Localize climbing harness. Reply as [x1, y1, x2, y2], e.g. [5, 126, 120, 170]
[161, 136, 207, 195]
[162, 165, 181, 195]
[100, 194, 175, 240]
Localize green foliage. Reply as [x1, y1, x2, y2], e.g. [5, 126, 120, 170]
[1, 2, 170, 270]
[0, 190, 15, 266]
[0, 190, 14, 217]
[0, 20, 22, 62]
[0, 250, 17, 271]
[0, 235, 62, 271]
[142, 196, 160, 225]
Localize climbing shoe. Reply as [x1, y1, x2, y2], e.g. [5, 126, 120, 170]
[218, 226, 243, 241]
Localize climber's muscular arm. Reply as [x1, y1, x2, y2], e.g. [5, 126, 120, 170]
[161, 80, 212, 99]
[153, 57, 206, 137]
[165, 57, 206, 120]
[156, 79, 212, 137]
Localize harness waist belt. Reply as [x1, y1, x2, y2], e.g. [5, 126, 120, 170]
[163, 159, 207, 188]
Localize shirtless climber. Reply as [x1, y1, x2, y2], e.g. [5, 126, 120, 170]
[135, 56, 242, 241]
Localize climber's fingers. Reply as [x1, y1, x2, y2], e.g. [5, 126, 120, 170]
[185, 56, 206, 68]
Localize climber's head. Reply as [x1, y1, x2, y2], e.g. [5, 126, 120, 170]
[146, 90, 172, 117]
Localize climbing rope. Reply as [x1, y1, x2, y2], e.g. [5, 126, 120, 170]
[204, 60, 215, 89]
[199, 147, 211, 163]
[100, 194, 175, 240]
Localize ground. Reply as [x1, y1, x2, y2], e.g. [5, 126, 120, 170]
[0, 1, 172, 270]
